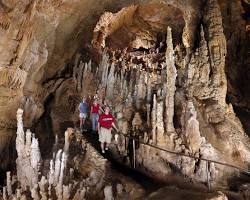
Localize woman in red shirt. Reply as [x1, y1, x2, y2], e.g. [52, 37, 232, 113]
[91, 100, 101, 132]
[98, 106, 118, 153]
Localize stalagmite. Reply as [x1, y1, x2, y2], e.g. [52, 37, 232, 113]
[104, 185, 114, 200]
[31, 184, 40, 200]
[132, 112, 142, 131]
[6, 171, 12, 196]
[25, 129, 32, 155]
[136, 71, 147, 109]
[101, 52, 110, 88]
[204, 0, 227, 106]
[183, 101, 202, 154]
[38, 176, 48, 200]
[165, 26, 177, 133]
[48, 160, 54, 192]
[59, 152, 66, 185]
[56, 183, 63, 200]
[3, 187, 7, 200]
[54, 149, 62, 185]
[16, 189, 21, 199]
[156, 100, 165, 146]
[151, 94, 157, 144]
[16, 109, 41, 191]
[62, 185, 70, 200]
[146, 73, 152, 127]
[106, 61, 115, 100]
[30, 134, 41, 185]
[64, 129, 70, 153]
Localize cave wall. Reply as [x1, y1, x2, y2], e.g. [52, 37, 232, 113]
[0, 0, 135, 170]
[0, 0, 250, 187]
[42, 0, 250, 187]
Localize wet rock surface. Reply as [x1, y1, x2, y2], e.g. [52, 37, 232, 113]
[0, 0, 250, 199]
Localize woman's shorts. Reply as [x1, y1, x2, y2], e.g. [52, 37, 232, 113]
[99, 127, 112, 143]
[79, 113, 87, 119]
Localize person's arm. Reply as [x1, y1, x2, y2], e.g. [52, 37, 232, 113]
[90, 105, 93, 113]
[112, 121, 118, 132]
[97, 122, 100, 132]
[97, 116, 101, 132]
[99, 105, 104, 113]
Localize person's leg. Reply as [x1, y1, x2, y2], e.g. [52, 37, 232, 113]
[99, 127, 105, 153]
[79, 113, 83, 129]
[92, 113, 96, 131]
[82, 113, 87, 130]
[105, 129, 112, 150]
[105, 143, 110, 150]
[94, 114, 99, 131]
[100, 142, 105, 153]
[82, 117, 85, 126]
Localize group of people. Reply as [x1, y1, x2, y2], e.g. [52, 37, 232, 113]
[78, 97, 118, 154]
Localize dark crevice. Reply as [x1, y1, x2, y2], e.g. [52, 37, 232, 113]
[33, 93, 55, 159]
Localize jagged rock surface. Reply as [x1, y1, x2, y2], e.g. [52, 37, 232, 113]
[0, 0, 250, 196]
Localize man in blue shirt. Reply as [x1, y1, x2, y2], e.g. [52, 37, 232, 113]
[79, 97, 88, 130]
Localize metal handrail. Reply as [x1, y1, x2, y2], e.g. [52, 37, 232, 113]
[114, 132, 250, 180]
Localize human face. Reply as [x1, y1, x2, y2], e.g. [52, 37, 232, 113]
[105, 107, 110, 114]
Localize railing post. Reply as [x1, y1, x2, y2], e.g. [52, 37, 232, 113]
[206, 160, 211, 191]
[133, 138, 136, 169]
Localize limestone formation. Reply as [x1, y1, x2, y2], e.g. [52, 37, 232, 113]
[165, 26, 177, 134]
[132, 112, 142, 131]
[206, 191, 228, 200]
[0, 0, 250, 199]
[1, 108, 145, 200]
[16, 109, 41, 191]
[104, 185, 114, 200]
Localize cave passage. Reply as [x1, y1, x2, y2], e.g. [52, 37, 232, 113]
[1, 0, 250, 199]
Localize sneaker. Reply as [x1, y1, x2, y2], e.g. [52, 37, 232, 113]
[102, 150, 105, 154]
[105, 147, 108, 151]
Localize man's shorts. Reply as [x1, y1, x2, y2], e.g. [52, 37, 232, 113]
[79, 113, 87, 119]
[99, 127, 112, 143]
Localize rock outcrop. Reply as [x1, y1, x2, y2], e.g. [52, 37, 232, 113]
[0, 0, 250, 196]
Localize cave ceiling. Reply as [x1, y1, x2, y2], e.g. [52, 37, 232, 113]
[0, 0, 250, 197]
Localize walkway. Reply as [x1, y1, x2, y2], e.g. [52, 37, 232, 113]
[79, 125, 249, 199]
[80, 128, 214, 197]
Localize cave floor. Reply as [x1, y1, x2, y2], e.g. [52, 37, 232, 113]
[81, 128, 165, 195]
[79, 127, 243, 200]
